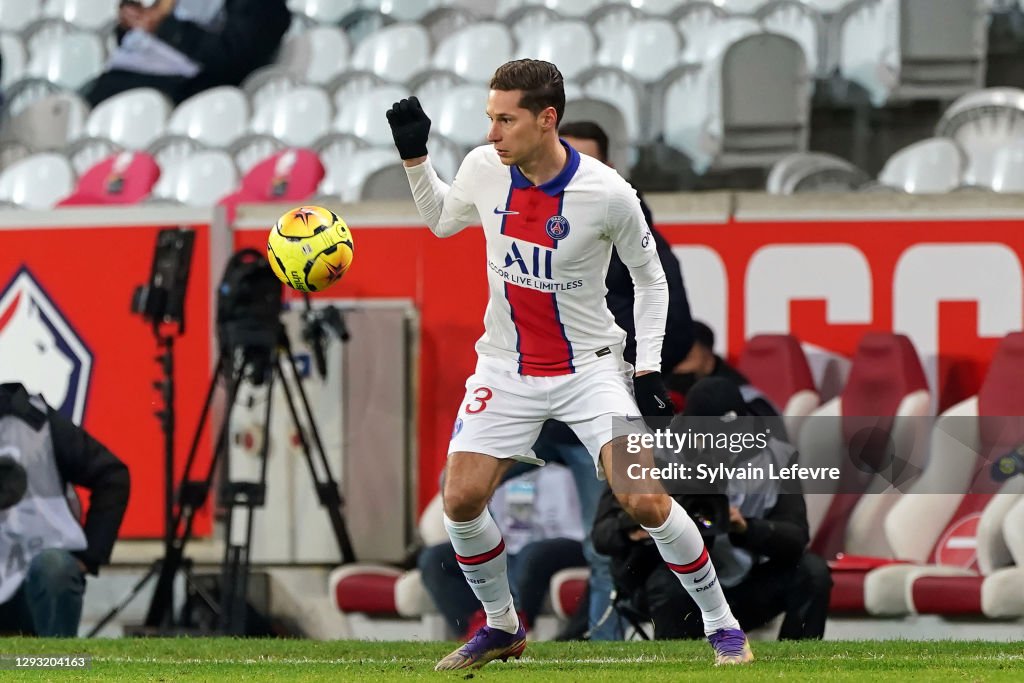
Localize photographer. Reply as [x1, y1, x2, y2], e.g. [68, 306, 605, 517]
[0, 384, 130, 637]
[593, 378, 830, 640]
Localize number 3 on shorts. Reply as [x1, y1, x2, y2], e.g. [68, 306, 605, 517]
[465, 387, 493, 414]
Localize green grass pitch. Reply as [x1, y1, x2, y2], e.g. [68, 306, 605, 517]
[2, 638, 1022, 681]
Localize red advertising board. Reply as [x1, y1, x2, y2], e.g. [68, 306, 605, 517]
[235, 212, 1024, 513]
[0, 217, 216, 537]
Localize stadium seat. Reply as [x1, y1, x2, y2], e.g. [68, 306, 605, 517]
[421, 5, 479, 45]
[516, 21, 596, 80]
[798, 333, 930, 564]
[766, 151, 869, 193]
[877, 138, 965, 193]
[0, 152, 75, 209]
[985, 138, 1024, 193]
[58, 151, 160, 206]
[596, 18, 682, 84]
[507, 5, 562, 44]
[521, 0, 604, 17]
[628, 0, 685, 16]
[288, 0, 360, 24]
[0, 142, 31, 175]
[146, 135, 204, 174]
[0, 33, 26, 90]
[737, 334, 820, 442]
[359, 158, 411, 201]
[66, 136, 121, 176]
[717, 33, 811, 169]
[937, 88, 1024, 188]
[333, 84, 407, 146]
[249, 85, 332, 148]
[220, 148, 325, 210]
[42, 0, 118, 30]
[549, 568, 589, 620]
[82, 88, 172, 150]
[151, 150, 239, 207]
[574, 67, 645, 145]
[23, 25, 105, 91]
[675, 4, 757, 64]
[228, 133, 287, 176]
[431, 21, 514, 84]
[0, 0, 41, 31]
[167, 87, 250, 149]
[563, 94, 632, 171]
[1, 91, 90, 152]
[719, 0, 774, 12]
[757, 0, 824, 77]
[422, 84, 490, 150]
[425, 134, 463, 182]
[837, 0, 986, 106]
[409, 69, 469, 112]
[376, 0, 451, 21]
[312, 133, 368, 199]
[318, 148, 403, 201]
[351, 23, 431, 84]
[978, 497, 1024, 618]
[861, 333, 1024, 617]
[329, 564, 402, 616]
[240, 67, 301, 113]
[275, 25, 350, 85]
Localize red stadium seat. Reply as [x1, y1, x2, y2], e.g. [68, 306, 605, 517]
[329, 564, 402, 616]
[863, 332, 1024, 617]
[58, 151, 160, 206]
[219, 148, 325, 218]
[549, 568, 589, 620]
[737, 333, 819, 440]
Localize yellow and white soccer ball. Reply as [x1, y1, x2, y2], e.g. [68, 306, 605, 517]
[267, 205, 354, 292]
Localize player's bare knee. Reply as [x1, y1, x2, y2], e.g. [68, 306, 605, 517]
[615, 491, 670, 528]
[442, 486, 490, 522]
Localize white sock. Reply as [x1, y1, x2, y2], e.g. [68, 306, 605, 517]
[643, 500, 740, 636]
[444, 510, 520, 634]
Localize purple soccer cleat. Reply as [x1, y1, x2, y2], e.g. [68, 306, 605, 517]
[707, 628, 754, 665]
[434, 624, 527, 671]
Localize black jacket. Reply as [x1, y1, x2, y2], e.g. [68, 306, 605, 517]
[0, 384, 130, 575]
[592, 466, 809, 596]
[605, 193, 695, 375]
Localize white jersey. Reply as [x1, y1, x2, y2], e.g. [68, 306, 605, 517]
[406, 141, 667, 376]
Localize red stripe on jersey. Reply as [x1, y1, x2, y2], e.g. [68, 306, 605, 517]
[499, 186, 562, 249]
[505, 282, 574, 376]
[666, 547, 710, 575]
[455, 539, 506, 566]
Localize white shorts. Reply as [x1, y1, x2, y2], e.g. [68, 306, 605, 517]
[447, 353, 643, 475]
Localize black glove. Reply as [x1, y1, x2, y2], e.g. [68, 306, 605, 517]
[633, 372, 674, 429]
[386, 96, 431, 160]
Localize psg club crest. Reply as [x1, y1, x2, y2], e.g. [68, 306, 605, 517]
[545, 215, 570, 241]
[0, 267, 92, 423]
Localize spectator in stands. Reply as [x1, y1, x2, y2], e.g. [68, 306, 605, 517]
[669, 321, 786, 438]
[0, 383, 130, 637]
[419, 463, 586, 638]
[593, 377, 831, 640]
[86, 0, 290, 106]
[511, 121, 696, 641]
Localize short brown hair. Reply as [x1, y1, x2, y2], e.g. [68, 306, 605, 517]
[490, 59, 565, 126]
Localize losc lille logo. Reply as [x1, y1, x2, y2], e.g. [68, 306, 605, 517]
[0, 267, 92, 424]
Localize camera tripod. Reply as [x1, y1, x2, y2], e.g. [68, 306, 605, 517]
[91, 318, 356, 636]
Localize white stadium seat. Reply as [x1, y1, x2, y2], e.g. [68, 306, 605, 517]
[25, 27, 105, 91]
[0, 33, 27, 90]
[629, 0, 686, 16]
[288, 0, 360, 24]
[588, 4, 640, 45]
[422, 84, 489, 149]
[83, 88, 172, 150]
[985, 138, 1024, 193]
[757, 0, 824, 77]
[936, 88, 1024, 188]
[276, 25, 350, 85]
[250, 85, 332, 148]
[677, 7, 760, 64]
[333, 84, 407, 146]
[0, 0, 42, 32]
[878, 138, 965, 194]
[1, 91, 89, 151]
[516, 20, 596, 80]
[351, 23, 431, 83]
[508, 5, 562, 45]
[0, 153, 75, 209]
[597, 18, 682, 84]
[168, 86, 250, 148]
[431, 22, 514, 84]
[42, 0, 118, 31]
[152, 150, 238, 207]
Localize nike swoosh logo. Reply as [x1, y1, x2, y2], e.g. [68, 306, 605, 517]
[654, 396, 666, 409]
[694, 567, 712, 583]
[493, 207, 519, 215]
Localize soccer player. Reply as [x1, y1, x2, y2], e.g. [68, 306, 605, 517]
[386, 59, 753, 669]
